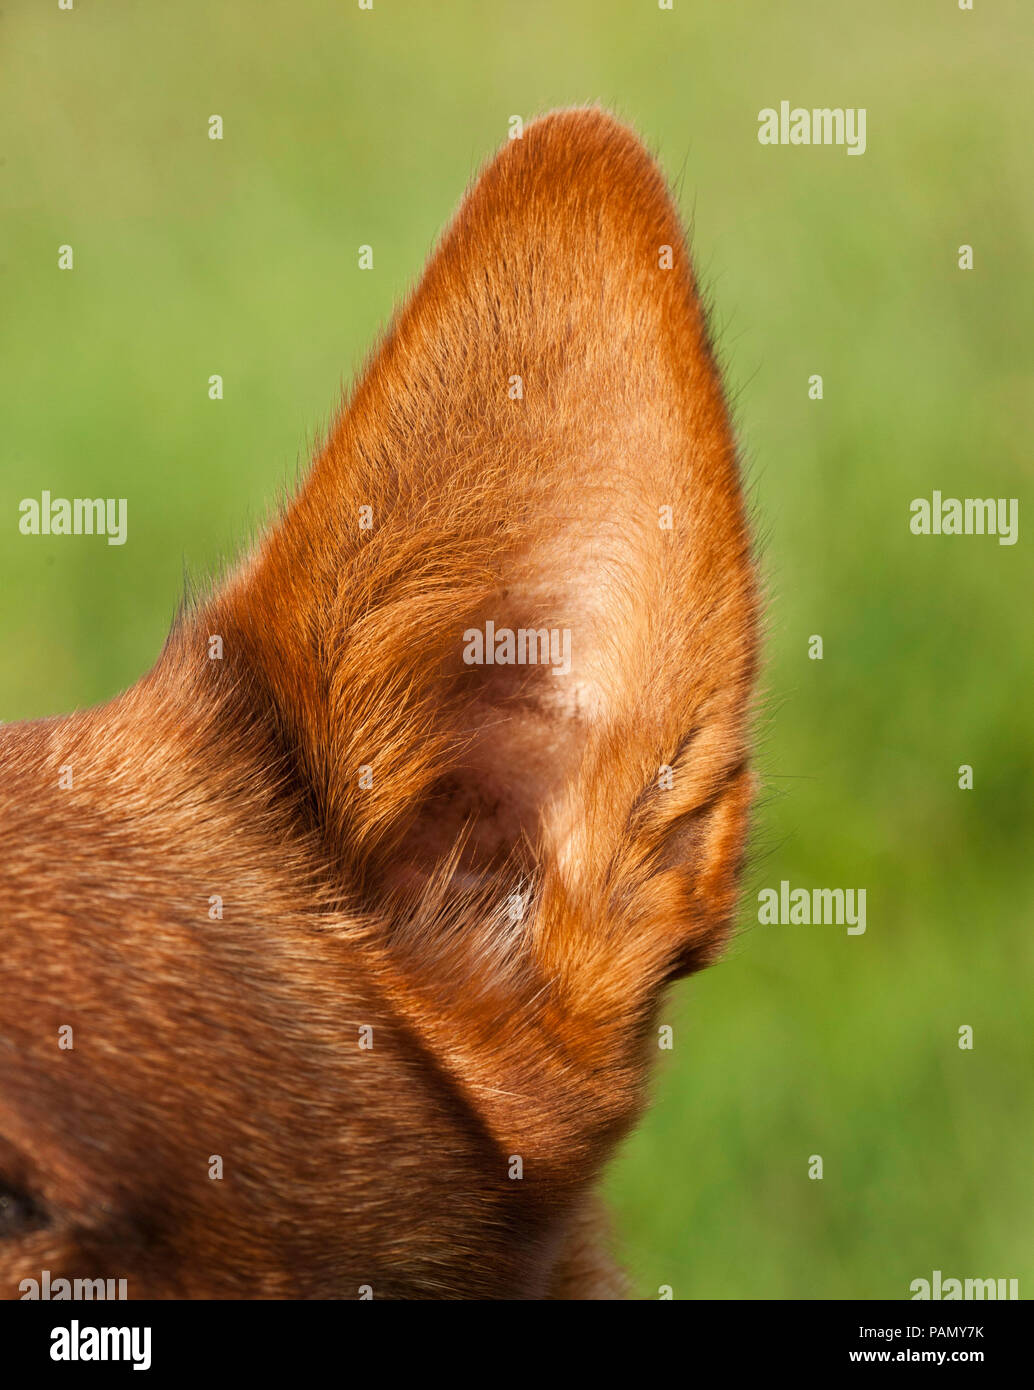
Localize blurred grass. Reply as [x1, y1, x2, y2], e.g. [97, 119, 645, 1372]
[2, 0, 1031, 1298]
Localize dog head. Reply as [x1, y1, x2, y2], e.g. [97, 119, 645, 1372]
[0, 109, 757, 1299]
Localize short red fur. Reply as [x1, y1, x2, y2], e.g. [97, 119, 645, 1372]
[0, 108, 758, 1298]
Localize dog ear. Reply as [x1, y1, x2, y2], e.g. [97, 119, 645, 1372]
[205, 108, 757, 998]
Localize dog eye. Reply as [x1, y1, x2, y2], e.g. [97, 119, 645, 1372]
[0, 1181, 47, 1237]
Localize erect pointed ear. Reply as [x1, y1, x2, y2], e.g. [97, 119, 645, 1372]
[209, 107, 758, 988]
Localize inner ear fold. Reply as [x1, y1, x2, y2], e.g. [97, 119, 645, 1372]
[375, 482, 672, 898]
[372, 585, 593, 896]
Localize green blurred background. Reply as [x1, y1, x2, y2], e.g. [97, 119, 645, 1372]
[2, 1, 1030, 1298]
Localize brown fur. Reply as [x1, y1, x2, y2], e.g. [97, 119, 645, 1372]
[0, 108, 758, 1299]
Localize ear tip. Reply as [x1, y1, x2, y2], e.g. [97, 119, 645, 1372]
[522, 104, 641, 145]
[455, 106, 687, 285]
[506, 105, 669, 199]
